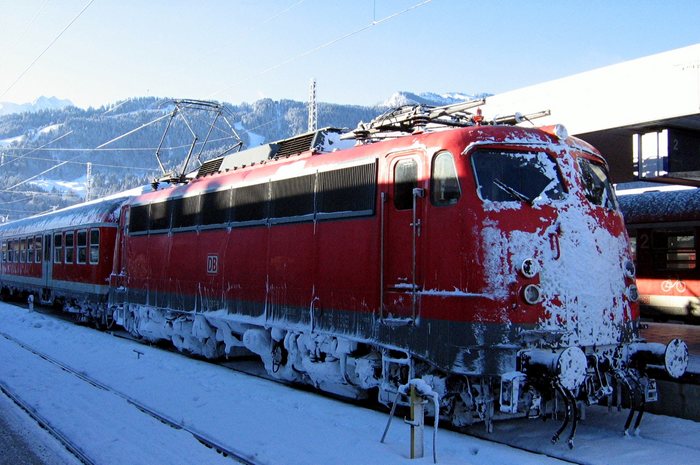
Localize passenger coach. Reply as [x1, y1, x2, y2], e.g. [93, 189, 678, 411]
[0, 197, 125, 322]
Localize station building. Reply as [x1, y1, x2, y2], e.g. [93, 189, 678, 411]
[481, 43, 700, 187]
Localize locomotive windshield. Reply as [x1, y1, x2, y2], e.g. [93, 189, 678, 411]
[577, 157, 618, 210]
[471, 149, 564, 203]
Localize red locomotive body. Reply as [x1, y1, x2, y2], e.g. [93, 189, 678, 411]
[0, 102, 688, 444]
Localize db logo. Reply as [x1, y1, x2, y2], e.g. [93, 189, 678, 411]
[207, 254, 219, 274]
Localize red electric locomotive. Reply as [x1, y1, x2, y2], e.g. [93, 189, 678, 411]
[0, 100, 689, 446]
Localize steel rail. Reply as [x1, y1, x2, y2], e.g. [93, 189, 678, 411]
[0, 331, 262, 465]
[0, 381, 97, 465]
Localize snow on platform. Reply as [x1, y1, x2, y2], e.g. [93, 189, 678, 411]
[1, 302, 699, 465]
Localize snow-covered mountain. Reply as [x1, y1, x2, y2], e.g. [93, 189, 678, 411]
[0, 96, 74, 116]
[380, 91, 492, 108]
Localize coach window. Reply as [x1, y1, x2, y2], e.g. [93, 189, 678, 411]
[77, 230, 87, 264]
[394, 159, 418, 210]
[653, 230, 695, 270]
[34, 235, 42, 263]
[1, 241, 6, 262]
[8, 240, 13, 262]
[20, 238, 26, 263]
[431, 151, 461, 206]
[89, 229, 100, 264]
[65, 232, 74, 264]
[27, 237, 34, 263]
[54, 233, 63, 264]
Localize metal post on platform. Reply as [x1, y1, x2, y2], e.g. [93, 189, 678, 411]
[405, 385, 425, 459]
[380, 380, 439, 463]
[27, 294, 34, 312]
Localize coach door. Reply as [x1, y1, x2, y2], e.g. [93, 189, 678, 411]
[42, 233, 52, 291]
[381, 153, 425, 321]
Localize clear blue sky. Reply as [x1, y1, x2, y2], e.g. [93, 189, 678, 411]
[1, 0, 699, 108]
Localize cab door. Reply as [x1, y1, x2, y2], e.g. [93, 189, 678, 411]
[381, 152, 426, 321]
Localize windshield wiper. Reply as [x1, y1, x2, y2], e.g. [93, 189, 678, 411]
[493, 178, 533, 203]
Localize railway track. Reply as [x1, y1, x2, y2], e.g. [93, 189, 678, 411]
[0, 330, 261, 465]
[0, 381, 94, 465]
[4, 301, 699, 465]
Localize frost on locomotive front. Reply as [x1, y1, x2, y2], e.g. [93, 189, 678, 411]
[0, 98, 689, 447]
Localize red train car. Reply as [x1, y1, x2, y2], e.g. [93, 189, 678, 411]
[0, 102, 689, 445]
[0, 196, 125, 322]
[619, 187, 700, 322]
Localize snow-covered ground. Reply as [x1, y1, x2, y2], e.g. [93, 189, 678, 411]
[1, 302, 699, 465]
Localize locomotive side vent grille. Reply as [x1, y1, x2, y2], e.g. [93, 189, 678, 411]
[277, 132, 316, 157]
[197, 158, 224, 178]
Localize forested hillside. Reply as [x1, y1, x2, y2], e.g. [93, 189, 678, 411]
[0, 92, 485, 221]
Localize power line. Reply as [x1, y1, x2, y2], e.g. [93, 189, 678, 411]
[0, 153, 160, 171]
[0, 0, 95, 100]
[207, 0, 433, 99]
[0, 130, 73, 169]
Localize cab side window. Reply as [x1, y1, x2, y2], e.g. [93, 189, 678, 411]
[431, 151, 461, 206]
[394, 159, 418, 210]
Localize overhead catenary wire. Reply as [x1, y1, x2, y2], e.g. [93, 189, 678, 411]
[0, 130, 74, 169]
[0, 153, 160, 171]
[0, 0, 96, 101]
[207, 0, 434, 99]
[4, 0, 52, 53]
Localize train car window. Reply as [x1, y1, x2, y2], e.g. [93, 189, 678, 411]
[89, 230, 100, 264]
[652, 230, 696, 270]
[394, 159, 418, 210]
[129, 205, 149, 234]
[270, 174, 315, 221]
[201, 189, 232, 226]
[472, 149, 564, 203]
[431, 151, 461, 206]
[171, 196, 201, 229]
[149, 201, 172, 232]
[577, 158, 618, 210]
[20, 238, 26, 263]
[54, 233, 63, 264]
[232, 183, 269, 224]
[27, 237, 34, 263]
[65, 232, 74, 264]
[1, 241, 6, 262]
[77, 230, 87, 264]
[317, 162, 377, 217]
[12, 240, 19, 263]
[34, 235, 42, 263]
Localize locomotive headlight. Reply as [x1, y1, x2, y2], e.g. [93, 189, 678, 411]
[624, 260, 636, 279]
[627, 284, 639, 302]
[522, 284, 543, 304]
[520, 258, 539, 278]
